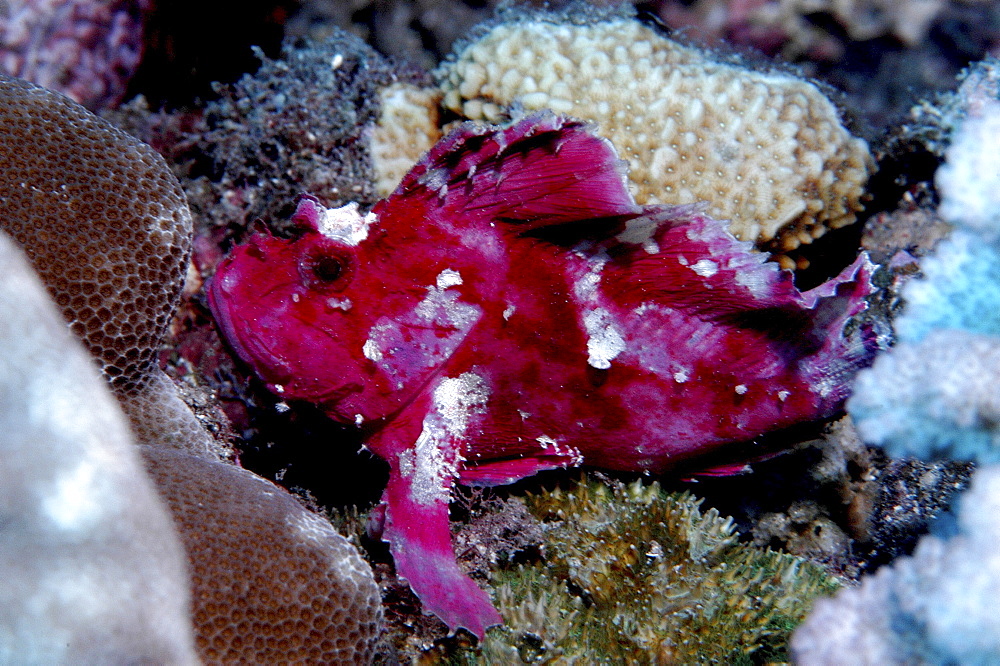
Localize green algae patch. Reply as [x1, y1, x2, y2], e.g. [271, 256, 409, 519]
[477, 475, 841, 664]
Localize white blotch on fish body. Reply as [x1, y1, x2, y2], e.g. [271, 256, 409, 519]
[615, 216, 658, 246]
[735, 266, 772, 299]
[327, 296, 352, 311]
[418, 167, 450, 200]
[362, 338, 383, 362]
[536, 435, 557, 449]
[400, 372, 490, 505]
[534, 434, 583, 465]
[735, 384, 748, 395]
[629, 303, 707, 383]
[364, 274, 482, 384]
[691, 259, 718, 278]
[503, 303, 516, 320]
[583, 307, 626, 370]
[414, 276, 478, 330]
[778, 390, 790, 402]
[572, 250, 627, 369]
[436, 268, 463, 289]
[317, 201, 377, 246]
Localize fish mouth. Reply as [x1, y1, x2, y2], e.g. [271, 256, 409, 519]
[207, 274, 291, 383]
[208, 274, 365, 411]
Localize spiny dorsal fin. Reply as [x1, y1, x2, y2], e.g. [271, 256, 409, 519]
[381, 112, 642, 233]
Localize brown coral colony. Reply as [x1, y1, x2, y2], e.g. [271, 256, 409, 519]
[0, 73, 190, 391]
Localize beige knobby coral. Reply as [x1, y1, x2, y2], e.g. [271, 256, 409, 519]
[371, 82, 444, 197]
[0, 73, 382, 664]
[436, 15, 874, 251]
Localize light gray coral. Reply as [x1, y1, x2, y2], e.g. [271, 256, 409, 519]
[0, 232, 197, 663]
[792, 464, 1000, 664]
[798, 59, 1000, 665]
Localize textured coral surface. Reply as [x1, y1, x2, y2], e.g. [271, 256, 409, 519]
[0, 71, 383, 664]
[144, 446, 382, 664]
[0, 72, 191, 392]
[478, 475, 841, 663]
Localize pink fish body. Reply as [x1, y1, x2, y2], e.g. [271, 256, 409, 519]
[209, 114, 875, 637]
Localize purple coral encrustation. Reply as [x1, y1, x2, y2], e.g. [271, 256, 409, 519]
[0, 0, 151, 109]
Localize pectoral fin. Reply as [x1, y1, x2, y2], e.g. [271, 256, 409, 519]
[367, 395, 502, 638]
[379, 457, 502, 638]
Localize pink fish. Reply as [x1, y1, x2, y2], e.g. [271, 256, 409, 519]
[208, 113, 876, 637]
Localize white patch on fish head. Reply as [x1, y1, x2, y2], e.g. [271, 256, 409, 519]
[317, 202, 377, 246]
[327, 296, 352, 311]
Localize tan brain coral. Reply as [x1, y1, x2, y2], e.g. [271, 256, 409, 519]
[0, 73, 190, 391]
[145, 447, 382, 664]
[436, 13, 874, 251]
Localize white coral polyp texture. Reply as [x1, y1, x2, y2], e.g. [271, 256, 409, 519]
[936, 98, 1000, 235]
[437, 17, 874, 251]
[0, 233, 197, 663]
[792, 464, 1000, 665]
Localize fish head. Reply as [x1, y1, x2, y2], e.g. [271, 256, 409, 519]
[208, 196, 385, 420]
[209, 195, 486, 423]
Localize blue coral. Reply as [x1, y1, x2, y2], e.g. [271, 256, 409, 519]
[848, 92, 1000, 465]
[893, 234, 1000, 344]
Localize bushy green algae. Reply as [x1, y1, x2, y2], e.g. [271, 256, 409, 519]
[473, 475, 842, 664]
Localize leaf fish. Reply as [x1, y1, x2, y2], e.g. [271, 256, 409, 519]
[208, 113, 877, 638]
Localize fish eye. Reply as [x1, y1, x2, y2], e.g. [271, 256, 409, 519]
[298, 243, 354, 292]
[312, 254, 343, 282]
